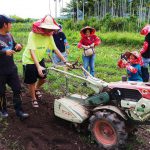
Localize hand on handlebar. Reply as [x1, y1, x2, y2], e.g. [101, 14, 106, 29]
[37, 66, 46, 77]
[65, 62, 73, 68]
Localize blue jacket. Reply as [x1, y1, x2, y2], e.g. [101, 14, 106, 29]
[127, 64, 143, 81]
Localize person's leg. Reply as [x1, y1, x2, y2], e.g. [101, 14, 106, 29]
[82, 55, 90, 76]
[89, 54, 95, 76]
[7, 69, 29, 118]
[28, 83, 36, 100]
[35, 78, 46, 100]
[61, 52, 68, 64]
[52, 52, 61, 64]
[34, 59, 47, 100]
[141, 58, 149, 82]
[148, 58, 150, 81]
[0, 75, 8, 118]
[23, 64, 39, 107]
[35, 78, 46, 90]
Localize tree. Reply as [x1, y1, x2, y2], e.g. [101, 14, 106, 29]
[62, 0, 150, 24]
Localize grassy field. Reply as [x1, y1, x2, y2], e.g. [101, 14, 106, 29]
[12, 23, 144, 95]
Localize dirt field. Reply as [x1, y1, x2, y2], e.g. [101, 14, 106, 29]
[0, 89, 150, 150]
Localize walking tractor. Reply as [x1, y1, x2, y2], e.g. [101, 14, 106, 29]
[48, 63, 150, 150]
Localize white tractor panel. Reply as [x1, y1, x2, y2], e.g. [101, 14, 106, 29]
[54, 94, 89, 123]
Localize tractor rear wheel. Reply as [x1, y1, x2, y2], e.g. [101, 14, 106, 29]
[89, 111, 127, 150]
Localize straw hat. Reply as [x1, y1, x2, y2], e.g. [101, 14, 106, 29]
[80, 26, 96, 34]
[124, 51, 143, 65]
[124, 51, 139, 59]
[39, 15, 60, 30]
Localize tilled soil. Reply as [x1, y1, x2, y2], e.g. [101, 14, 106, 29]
[0, 90, 150, 150]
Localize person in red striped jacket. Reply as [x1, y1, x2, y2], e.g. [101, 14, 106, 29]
[117, 51, 143, 82]
[140, 25, 150, 82]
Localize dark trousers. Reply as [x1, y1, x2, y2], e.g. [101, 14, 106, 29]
[141, 67, 149, 82]
[0, 69, 22, 112]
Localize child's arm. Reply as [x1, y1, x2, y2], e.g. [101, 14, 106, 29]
[64, 39, 69, 54]
[77, 42, 90, 49]
[117, 59, 138, 73]
[126, 64, 138, 73]
[140, 41, 148, 54]
[117, 59, 126, 68]
[53, 49, 66, 62]
[30, 49, 45, 77]
[93, 36, 101, 46]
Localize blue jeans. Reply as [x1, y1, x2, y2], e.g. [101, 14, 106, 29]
[142, 57, 150, 68]
[141, 57, 150, 82]
[82, 54, 95, 76]
[52, 52, 68, 65]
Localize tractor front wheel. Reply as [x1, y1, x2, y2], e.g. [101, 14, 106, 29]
[89, 111, 127, 150]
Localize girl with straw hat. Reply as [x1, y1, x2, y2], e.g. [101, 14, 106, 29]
[22, 15, 68, 108]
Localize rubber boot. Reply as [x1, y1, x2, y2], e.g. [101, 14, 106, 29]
[141, 67, 149, 82]
[13, 93, 29, 120]
[0, 95, 8, 118]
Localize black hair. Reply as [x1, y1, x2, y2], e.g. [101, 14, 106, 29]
[0, 19, 9, 29]
[0, 21, 4, 29]
[0, 15, 11, 29]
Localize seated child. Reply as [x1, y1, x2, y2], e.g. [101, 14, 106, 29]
[117, 51, 143, 82]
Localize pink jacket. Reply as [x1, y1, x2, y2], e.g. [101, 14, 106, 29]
[78, 26, 101, 48]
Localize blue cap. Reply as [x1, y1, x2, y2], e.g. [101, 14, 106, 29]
[0, 15, 16, 24]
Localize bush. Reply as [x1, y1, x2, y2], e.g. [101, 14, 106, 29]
[109, 17, 127, 31]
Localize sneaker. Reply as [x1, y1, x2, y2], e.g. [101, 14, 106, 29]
[16, 111, 29, 119]
[0, 111, 9, 118]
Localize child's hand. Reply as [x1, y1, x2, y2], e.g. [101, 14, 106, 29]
[37, 66, 45, 77]
[6, 50, 15, 56]
[82, 45, 90, 49]
[15, 44, 22, 52]
[122, 58, 128, 65]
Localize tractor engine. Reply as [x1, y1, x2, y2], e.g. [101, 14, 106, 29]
[108, 81, 150, 122]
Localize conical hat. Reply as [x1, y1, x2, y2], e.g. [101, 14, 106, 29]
[124, 51, 139, 59]
[39, 15, 59, 30]
[80, 26, 95, 34]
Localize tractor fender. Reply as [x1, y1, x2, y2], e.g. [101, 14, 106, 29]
[93, 105, 127, 120]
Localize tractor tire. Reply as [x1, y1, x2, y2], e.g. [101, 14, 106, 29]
[89, 111, 128, 150]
